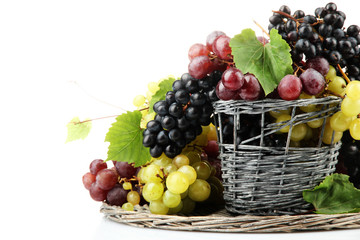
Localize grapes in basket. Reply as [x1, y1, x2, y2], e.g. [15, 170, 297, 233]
[73, 2, 360, 216]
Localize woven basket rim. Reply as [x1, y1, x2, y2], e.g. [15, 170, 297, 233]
[100, 203, 360, 233]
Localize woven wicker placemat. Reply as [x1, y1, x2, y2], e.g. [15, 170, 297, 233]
[100, 203, 360, 233]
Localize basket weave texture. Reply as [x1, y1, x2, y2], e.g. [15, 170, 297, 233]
[100, 203, 360, 233]
[212, 96, 342, 215]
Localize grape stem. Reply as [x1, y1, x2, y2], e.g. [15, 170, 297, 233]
[293, 63, 305, 75]
[253, 20, 270, 38]
[272, 10, 297, 22]
[337, 64, 351, 84]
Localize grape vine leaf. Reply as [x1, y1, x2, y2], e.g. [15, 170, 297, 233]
[105, 110, 151, 167]
[230, 28, 293, 95]
[65, 117, 92, 143]
[303, 173, 360, 214]
[148, 76, 176, 113]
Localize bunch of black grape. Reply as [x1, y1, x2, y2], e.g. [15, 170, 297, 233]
[142, 71, 222, 158]
[268, 2, 360, 80]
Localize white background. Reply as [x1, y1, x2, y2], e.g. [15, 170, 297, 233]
[1, 0, 359, 239]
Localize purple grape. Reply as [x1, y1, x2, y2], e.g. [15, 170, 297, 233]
[114, 161, 137, 179]
[106, 184, 128, 206]
[299, 68, 325, 95]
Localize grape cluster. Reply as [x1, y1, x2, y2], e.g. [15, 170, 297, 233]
[268, 2, 360, 80]
[143, 71, 222, 158]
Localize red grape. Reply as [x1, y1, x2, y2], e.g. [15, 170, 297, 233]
[96, 169, 118, 190]
[203, 140, 219, 158]
[82, 172, 96, 190]
[221, 67, 245, 90]
[115, 161, 137, 178]
[206, 31, 226, 52]
[89, 159, 107, 175]
[238, 74, 262, 100]
[215, 81, 238, 100]
[305, 57, 329, 76]
[278, 75, 303, 100]
[188, 43, 210, 60]
[89, 183, 108, 201]
[106, 184, 128, 206]
[212, 35, 232, 60]
[188, 55, 214, 79]
[299, 68, 326, 95]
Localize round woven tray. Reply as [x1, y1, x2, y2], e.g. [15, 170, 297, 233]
[100, 203, 360, 233]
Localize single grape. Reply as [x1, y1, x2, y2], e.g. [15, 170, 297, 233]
[166, 171, 189, 194]
[180, 197, 196, 214]
[133, 95, 146, 107]
[149, 199, 169, 215]
[184, 151, 201, 165]
[96, 169, 118, 191]
[238, 74, 262, 100]
[330, 111, 353, 132]
[322, 123, 343, 145]
[163, 163, 178, 175]
[188, 55, 214, 79]
[153, 101, 169, 116]
[290, 123, 307, 141]
[82, 172, 96, 190]
[276, 114, 291, 133]
[167, 201, 183, 214]
[341, 97, 360, 117]
[114, 161, 137, 179]
[162, 190, 181, 208]
[146, 120, 162, 133]
[188, 43, 210, 60]
[149, 144, 163, 158]
[89, 183, 108, 202]
[122, 182, 132, 190]
[122, 202, 134, 211]
[206, 31, 226, 52]
[349, 118, 360, 140]
[325, 65, 337, 80]
[307, 117, 324, 128]
[190, 92, 206, 106]
[106, 184, 127, 205]
[152, 154, 172, 167]
[277, 75, 302, 100]
[305, 57, 329, 76]
[345, 80, 360, 100]
[188, 179, 211, 202]
[192, 161, 211, 180]
[127, 190, 141, 205]
[142, 182, 164, 202]
[177, 165, 197, 185]
[148, 82, 159, 94]
[299, 68, 325, 95]
[203, 140, 219, 158]
[215, 81, 238, 100]
[221, 67, 244, 90]
[327, 76, 346, 96]
[142, 164, 163, 183]
[89, 159, 107, 175]
[212, 35, 232, 60]
[172, 154, 190, 168]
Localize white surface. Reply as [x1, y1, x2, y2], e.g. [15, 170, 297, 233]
[1, 0, 359, 239]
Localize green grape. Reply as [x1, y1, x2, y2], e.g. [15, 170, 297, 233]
[330, 111, 353, 132]
[152, 154, 172, 167]
[122, 202, 134, 211]
[180, 188, 188, 199]
[184, 151, 201, 165]
[327, 76, 346, 97]
[167, 201, 183, 214]
[206, 183, 224, 204]
[177, 165, 197, 184]
[166, 171, 189, 194]
[149, 199, 169, 215]
[123, 182, 132, 190]
[341, 97, 360, 117]
[172, 154, 190, 168]
[345, 80, 360, 100]
[326, 65, 337, 80]
[207, 176, 224, 193]
[192, 161, 211, 180]
[322, 123, 343, 145]
[269, 108, 291, 119]
[307, 117, 324, 128]
[127, 190, 141, 205]
[162, 190, 181, 208]
[303, 125, 313, 141]
[137, 167, 146, 184]
[180, 197, 196, 214]
[148, 82, 160, 94]
[188, 179, 211, 202]
[290, 123, 307, 141]
[299, 93, 319, 112]
[349, 118, 360, 140]
[276, 114, 291, 133]
[142, 182, 164, 202]
[207, 123, 218, 141]
[163, 163, 178, 175]
[142, 164, 163, 183]
[133, 95, 146, 107]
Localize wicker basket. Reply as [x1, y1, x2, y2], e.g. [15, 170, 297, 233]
[212, 96, 342, 215]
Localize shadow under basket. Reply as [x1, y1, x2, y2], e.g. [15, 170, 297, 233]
[212, 96, 342, 215]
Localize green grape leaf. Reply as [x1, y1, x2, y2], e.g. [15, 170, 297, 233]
[230, 28, 293, 95]
[105, 110, 151, 167]
[148, 76, 176, 113]
[303, 173, 360, 214]
[66, 117, 92, 143]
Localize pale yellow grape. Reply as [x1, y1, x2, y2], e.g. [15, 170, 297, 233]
[327, 76, 346, 97]
[178, 165, 197, 184]
[345, 80, 360, 100]
[349, 118, 360, 140]
[341, 97, 360, 117]
[269, 108, 291, 119]
[167, 201, 183, 214]
[276, 114, 291, 133]
[192, 161, 211, 180]
[122, 202, 134, 211]
[303, 125, 314, 140]
[307, 117, 324, 128]
[123, 182, 132, 190]
[180, 197, 196, 214]
[207, 123, 218, 141]
[142, 164, 163, 183]
[163, 163, 178, 175]
[184, 151, 201, 165]
[142, 182, 164, 202]
[137, 167, 146, 184]
[152, 154, 172, 167]
[162, 190, 181, 208]
[188, 179, 211, 202]
[133, 95, 146, 107]
[290, 123, 307, 141]
[299, 92, 319, 112]
[166, 171, 189, 194]
[149, 199, 169, 215]
[146, 91, 153, 101]
[172, 154, 190, 168]
[330, 111, 353, 132]
[326, 65, 337, 80]
[322, 123, 343, 145]
[148, 82, 160, 94]
[127, 190, 141, 205]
